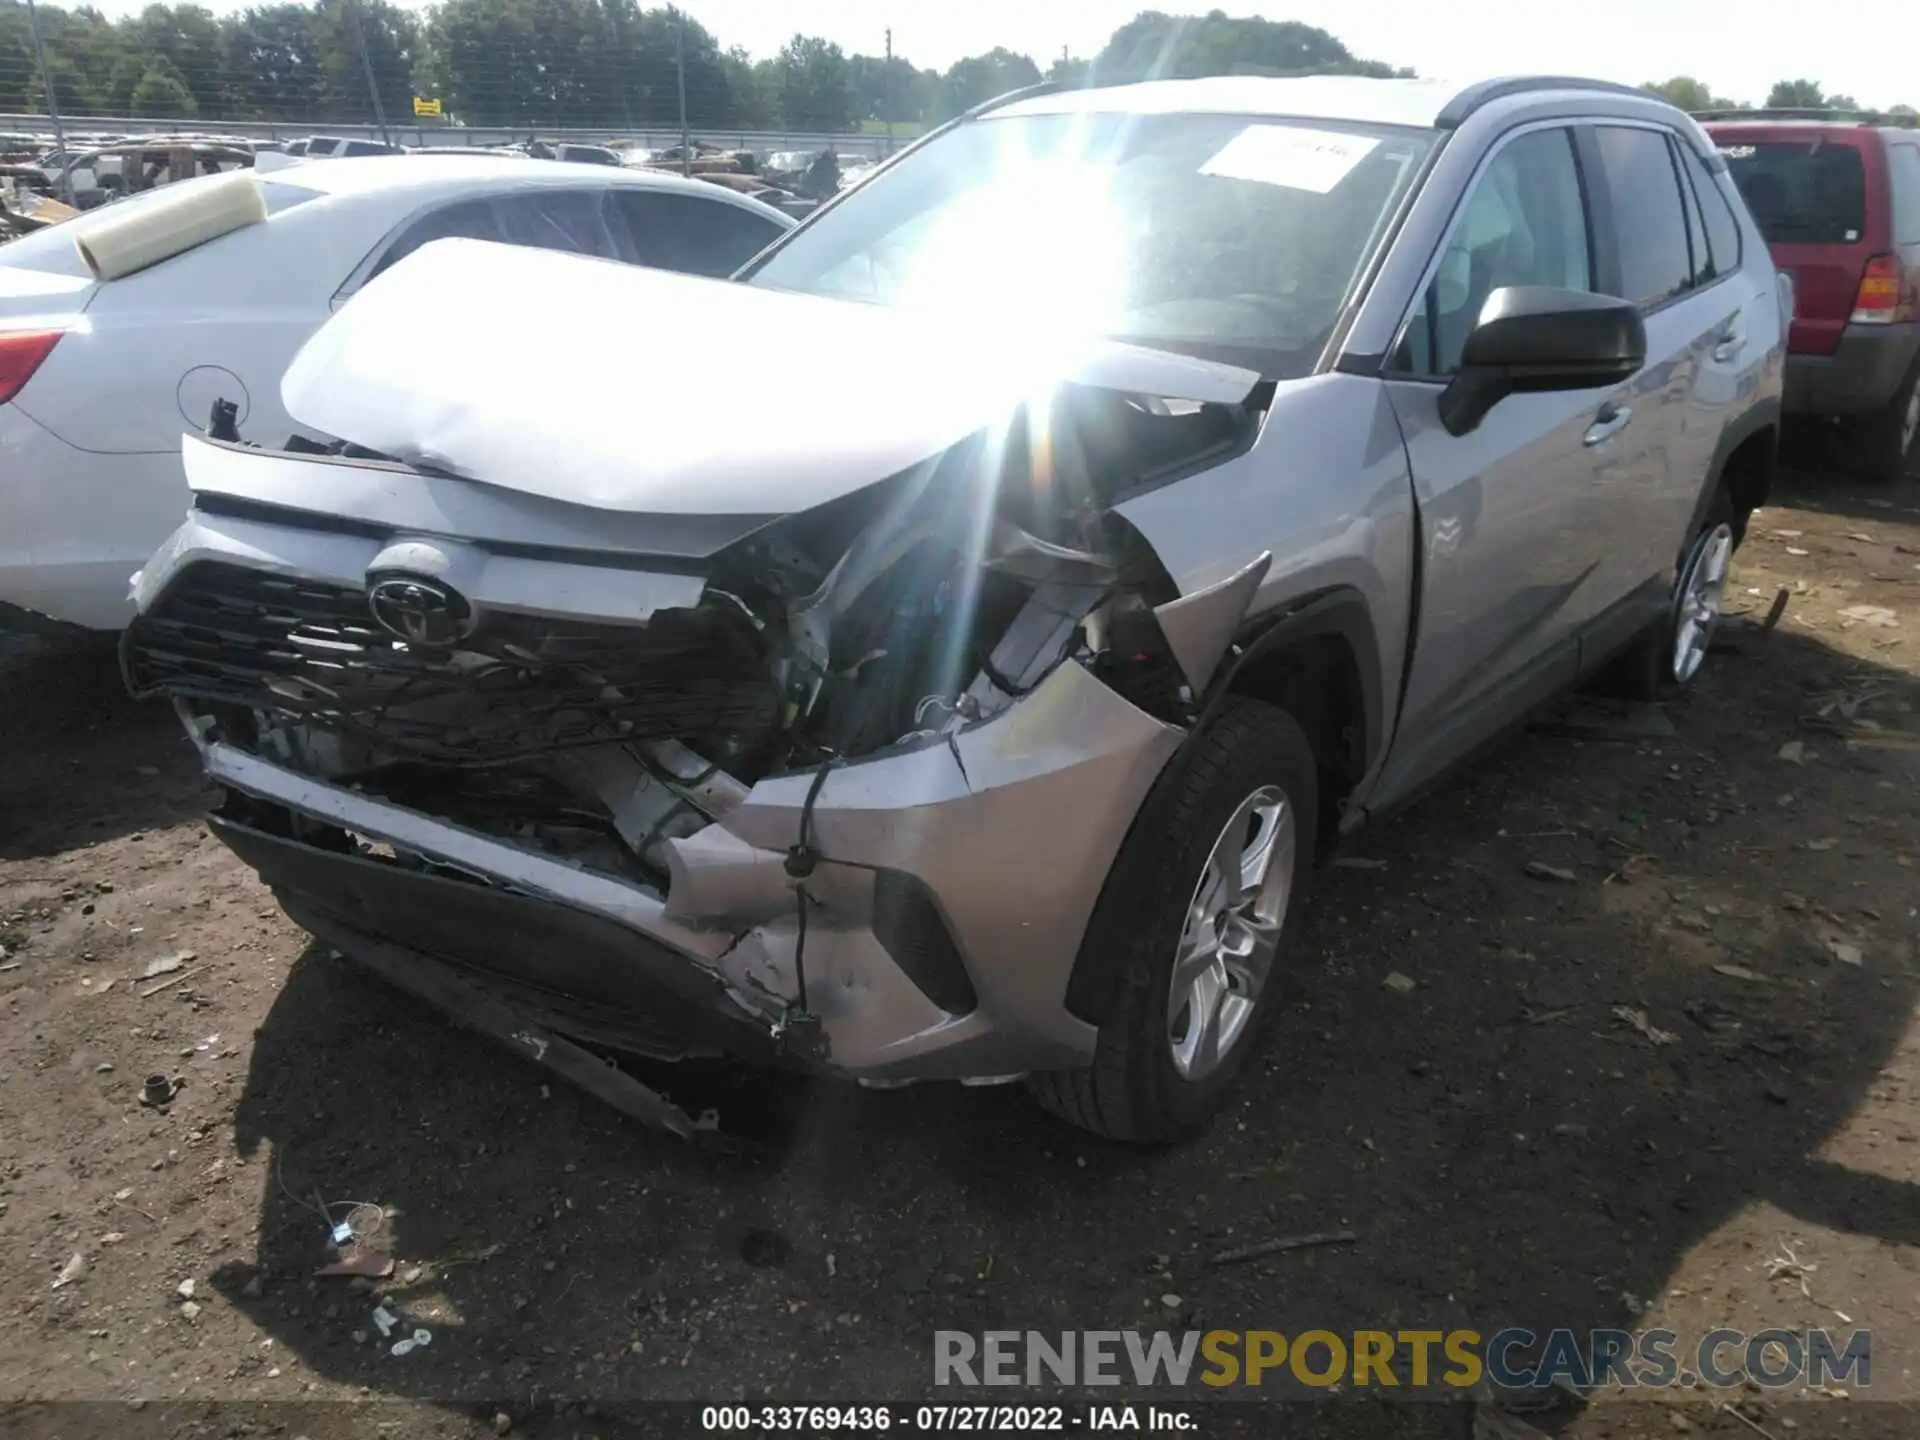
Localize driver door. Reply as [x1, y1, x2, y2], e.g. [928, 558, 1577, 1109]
[1372, 123, 1624, 807]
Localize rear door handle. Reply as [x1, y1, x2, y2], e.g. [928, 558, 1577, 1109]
[1583, 403, 1633, 447]
[1712, 329, 1746, 363]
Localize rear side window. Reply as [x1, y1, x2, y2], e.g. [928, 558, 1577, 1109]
[1893, 145, 1920, 244]
[1678, 144, 1742, 277]
[489, 189, 626, 257]
[1719, 141, 1867, 244]
[611, 190, 786, 278]
[367, 196, 500, 280]
[1595, 126, 1693, 308]
[366, 190, 627, 283]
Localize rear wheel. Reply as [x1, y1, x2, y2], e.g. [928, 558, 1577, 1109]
[1849, 356, 1920, 483]
[1590, 485, 1735, 701]
[1027, 697, 1318, 1143]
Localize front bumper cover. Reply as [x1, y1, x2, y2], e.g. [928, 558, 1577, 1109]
[196, 656, 1183, 1084]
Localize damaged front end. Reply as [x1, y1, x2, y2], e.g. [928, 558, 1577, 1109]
[124, 253, 1275, 1135]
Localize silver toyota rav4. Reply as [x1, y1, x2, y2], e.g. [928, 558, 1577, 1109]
[124, 74, 1789, 1143]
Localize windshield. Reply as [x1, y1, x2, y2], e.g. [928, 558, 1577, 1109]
[1720, 140, 1867, 245]
[747, 110, 1436, 377]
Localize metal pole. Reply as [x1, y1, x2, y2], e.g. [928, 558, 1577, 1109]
[23, 0, 69, 180]
[674, 10, 691, 176]
[884, 28, 894, 157]
[345, 0, 392, 148]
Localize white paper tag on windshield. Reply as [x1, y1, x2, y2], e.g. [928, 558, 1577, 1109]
[1200, 126, 1379, 192]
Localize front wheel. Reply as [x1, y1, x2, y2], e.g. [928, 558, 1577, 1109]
[1027, 697, 1318, 1143]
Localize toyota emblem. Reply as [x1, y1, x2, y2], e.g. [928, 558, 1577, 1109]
[366, 575, 475, 646]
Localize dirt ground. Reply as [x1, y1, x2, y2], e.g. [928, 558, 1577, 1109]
[2, 448, 1918, 1440]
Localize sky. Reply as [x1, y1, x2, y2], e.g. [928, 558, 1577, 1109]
[77, 0, 1920, 111]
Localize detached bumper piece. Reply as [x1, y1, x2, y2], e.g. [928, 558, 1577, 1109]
[213, 812, 771, 1149]
[210, 812, 775, 1064]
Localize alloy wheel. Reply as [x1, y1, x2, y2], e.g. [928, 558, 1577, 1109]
[1672, 521, 1734, 685]
[1166, 785, 1295, 1081]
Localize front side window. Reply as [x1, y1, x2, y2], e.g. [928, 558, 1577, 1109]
[1595, 126, 1694, 308]
[1393, 127, 1592, 377]
[746, 110, 1437, 378]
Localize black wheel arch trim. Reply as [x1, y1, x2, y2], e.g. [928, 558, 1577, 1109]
[1062, 589, 1380, 1029]
[1198, 585, 1386, 782]
[1688, 395, 1781, 547]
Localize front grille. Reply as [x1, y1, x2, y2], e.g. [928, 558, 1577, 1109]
[125, 561, 780, 766]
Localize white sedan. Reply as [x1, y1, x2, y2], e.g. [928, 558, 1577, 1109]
[0, 155, 793, 629]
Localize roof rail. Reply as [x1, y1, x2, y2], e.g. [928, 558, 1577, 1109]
[1436, 75, 1653, 128]
[968, 79, 1071, 120]
[1692, 106, 1918, 128]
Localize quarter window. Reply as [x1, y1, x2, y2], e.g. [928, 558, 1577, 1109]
[1394, 127, 1592, 377]
[1595, 126, 1695, 308]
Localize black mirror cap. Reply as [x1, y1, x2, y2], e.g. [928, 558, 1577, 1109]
[1462, 285, 1647, 384]
[1439, 286, 1646, 436]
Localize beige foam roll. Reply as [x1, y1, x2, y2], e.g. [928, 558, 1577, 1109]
[72, 169, 269, 282]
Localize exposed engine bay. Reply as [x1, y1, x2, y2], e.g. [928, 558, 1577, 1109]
[125, 382, 1267, 895]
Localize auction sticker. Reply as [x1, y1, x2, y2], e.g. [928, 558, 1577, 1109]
[1200, 125, 1379, 192]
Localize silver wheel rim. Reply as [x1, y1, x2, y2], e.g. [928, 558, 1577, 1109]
[1166, 785, 1295, 1082]
[1901, 382, 1920, 456]
[1672, 521, 1734, 685]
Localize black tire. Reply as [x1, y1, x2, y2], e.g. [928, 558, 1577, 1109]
[1027, 696, 1318, 1144]
[1588, 484, 1736, 702]
[1848, 356, 1920, 483]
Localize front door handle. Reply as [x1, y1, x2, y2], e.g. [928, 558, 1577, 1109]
[1583, 403, 1633, 447]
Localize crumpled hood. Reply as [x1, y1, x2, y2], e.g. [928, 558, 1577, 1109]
[280, 237, 1263, 516]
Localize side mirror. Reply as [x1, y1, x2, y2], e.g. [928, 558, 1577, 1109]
[1438, 285, 1646, 436]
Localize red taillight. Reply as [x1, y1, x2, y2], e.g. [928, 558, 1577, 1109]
[0, 329, 62, 405]
[1851, 254, 1910, 324]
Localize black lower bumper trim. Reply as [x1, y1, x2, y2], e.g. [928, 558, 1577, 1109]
[208, 814, 778, 1064]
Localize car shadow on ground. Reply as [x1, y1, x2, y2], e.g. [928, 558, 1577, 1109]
[0, 630, 207, 860]
[1773, 431, 1920, 523]
[200, 619, 1920, 1420]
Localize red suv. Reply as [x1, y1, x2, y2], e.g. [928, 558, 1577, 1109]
[1702, 112, 1920, 480]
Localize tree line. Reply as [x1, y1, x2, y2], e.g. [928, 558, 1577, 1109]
[1642, 75, 1915, 118]
[0, 6, 1402, 129]
[1, 1, 1908, 134]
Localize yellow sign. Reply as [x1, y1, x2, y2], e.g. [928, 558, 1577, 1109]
[412, 96, 442, 117]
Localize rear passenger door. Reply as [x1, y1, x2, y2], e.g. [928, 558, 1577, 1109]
[1584, 124, 1747, 639]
